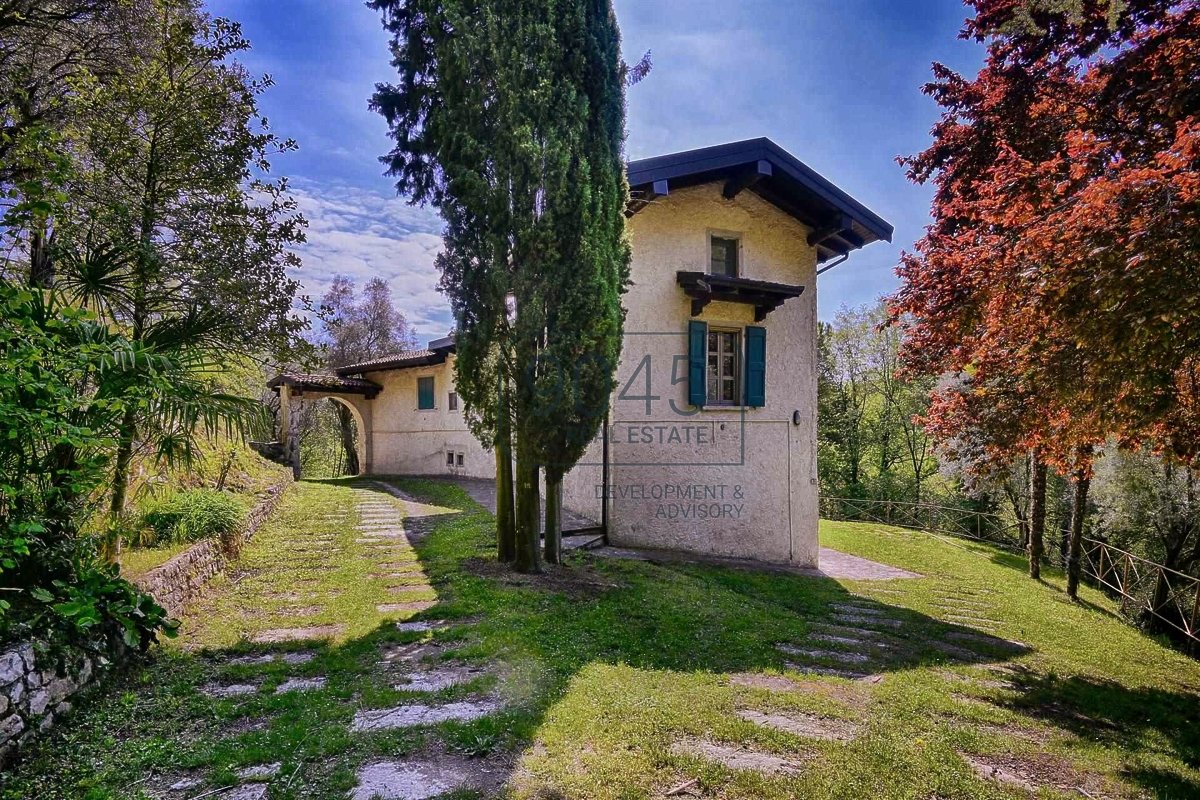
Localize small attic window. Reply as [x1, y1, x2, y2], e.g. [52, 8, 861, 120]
[710, 234, 739, 277]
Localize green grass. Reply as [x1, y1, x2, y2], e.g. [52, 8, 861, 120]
[4, 478, 1199, 799]
[116, 542, 193, 579]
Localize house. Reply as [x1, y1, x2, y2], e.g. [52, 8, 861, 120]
[269, 138, 892, 566]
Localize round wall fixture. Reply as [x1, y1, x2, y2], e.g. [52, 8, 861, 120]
[792, 409, 803, 426]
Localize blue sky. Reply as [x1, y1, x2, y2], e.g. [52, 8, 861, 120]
[207, 0, 983, 340]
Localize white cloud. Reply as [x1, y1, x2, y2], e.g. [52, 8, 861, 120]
[288, 179, 453, 340]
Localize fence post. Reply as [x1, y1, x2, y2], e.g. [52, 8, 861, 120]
[1120, 556, 1130, 613]
[1189, 585, 1200, 656]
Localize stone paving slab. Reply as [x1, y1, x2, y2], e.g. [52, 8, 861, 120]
[832, 613, 903, 629]
[251, 624, 346, 644]
[236, 763, 282, 780]
[830, 603, 887, 616]
[671, 738, 806, 775]
[785, 662, 874, 680]
[395, 620, 448, 633]
[276, 677, 326, 693]
[737, 709, 859, 741]
[201, 682, 258, 697]
[225, 786, 268, 800]
[777, 643, 872, 665]
[395, 663, 488, 692]
[377, 601, 437, 615]
[350, 699, 501, 732]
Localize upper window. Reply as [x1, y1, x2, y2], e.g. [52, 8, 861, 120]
[706, 329, 741, 405]
[709, 235, 739, 277]
[448, 391, 459, 411]
[417, 376, 435, 410]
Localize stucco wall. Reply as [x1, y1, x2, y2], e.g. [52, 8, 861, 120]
[364, 356, 493, 479]
[560, 182, 820, 565]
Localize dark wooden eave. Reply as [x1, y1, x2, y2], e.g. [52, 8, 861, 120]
[676, 271, 805, 322]
[627, 138, 893, 264]
[267, 373, 382, 399]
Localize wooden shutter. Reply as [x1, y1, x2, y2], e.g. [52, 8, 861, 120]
[688, 320, 707, 407]
[418, 377, 434, 409]
[744, 325, 766, 407]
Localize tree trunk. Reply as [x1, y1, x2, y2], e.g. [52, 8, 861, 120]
[495, 374, 516, 562]
[512, 436, 541, 574]
[1065, 469, 1091, 600]
[29, 226, 55, 288]
[1028, 458, 1047, 580]
[495, 439, 516, 563]
[108, 405, 138, 560]
[544, 475, 562, 564]
[334, 402, 360, 475]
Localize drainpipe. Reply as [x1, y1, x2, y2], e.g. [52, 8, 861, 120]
[815, 252, 850, 276]
[600, 410, 610, 543]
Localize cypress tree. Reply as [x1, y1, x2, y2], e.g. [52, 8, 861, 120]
[371, 0, 629, 572]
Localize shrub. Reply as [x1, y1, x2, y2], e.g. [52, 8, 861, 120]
[141, 490, 245, 548]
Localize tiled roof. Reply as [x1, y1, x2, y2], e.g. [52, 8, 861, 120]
[334, 349, 446, 376]
[267, 373, 382, 397]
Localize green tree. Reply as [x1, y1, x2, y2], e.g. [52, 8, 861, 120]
[0, 280, 174, 645]
[39, 0, 308, 516]
[372, 0, 630, 571]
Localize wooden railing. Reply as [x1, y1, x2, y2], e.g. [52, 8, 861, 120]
[821, 496, 1200, 652]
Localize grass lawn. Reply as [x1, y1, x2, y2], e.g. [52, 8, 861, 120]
[117, 542, 194, 580]
[3, 477, 1198, 799]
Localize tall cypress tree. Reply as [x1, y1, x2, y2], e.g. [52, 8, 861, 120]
[371, 0, 629, 572]
[528, 0, 630, 563]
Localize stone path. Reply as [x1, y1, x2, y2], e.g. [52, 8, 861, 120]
[166, 481, 514, 800]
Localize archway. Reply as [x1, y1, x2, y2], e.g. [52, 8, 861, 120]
[325, 395, 368, 477]
[270, 376, 378, 479]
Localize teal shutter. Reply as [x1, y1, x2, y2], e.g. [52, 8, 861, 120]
[418, 376, 435, 409]
[687, 320, 707, 407]
[744, 325, 766, 407]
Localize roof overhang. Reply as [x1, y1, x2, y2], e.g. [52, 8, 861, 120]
[627, 138, 893, 264]
[335, 348, 450, 376]
[267, 373, 382, 398]
[676, 271, 805, 322]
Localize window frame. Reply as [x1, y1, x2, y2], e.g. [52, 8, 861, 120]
[448, 391, 459, 411]
[455, 452, 464, 467]
[417, 375, 436, 410]
[446, 451, 455, 466]
[705, 326, 742, 406]
[708, 230, 742, 278]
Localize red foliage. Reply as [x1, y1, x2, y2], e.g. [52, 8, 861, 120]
[893, 0, 1200, 474]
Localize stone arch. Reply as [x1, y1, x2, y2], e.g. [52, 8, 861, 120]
[278, 385, 375, 478]
[323, 395, 369, 476]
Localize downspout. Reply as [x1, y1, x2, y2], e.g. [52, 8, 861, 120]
[815, 252, 850, 276]
[601, 410, 610, 543]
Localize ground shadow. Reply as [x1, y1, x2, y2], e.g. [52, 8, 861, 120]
[6, 476, 1197, 800]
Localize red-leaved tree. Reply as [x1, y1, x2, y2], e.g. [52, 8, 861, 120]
[893, 0, 1200, 597]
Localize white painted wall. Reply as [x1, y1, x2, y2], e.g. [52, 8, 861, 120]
[361, 355, 493, 479]
[561, 183, 820, 566]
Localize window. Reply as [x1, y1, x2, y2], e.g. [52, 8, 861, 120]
[456, 452, 464, 467]
[709, 234, 739, 277]
[706, 329, 741, 405]
[687, 320, 765, 409]
[417, 376, 435, 409]
[448, 391, 458, 411]
[446, 451, 455, 466]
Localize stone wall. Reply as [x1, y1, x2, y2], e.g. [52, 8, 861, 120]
[134, 475, 291, 617]
[0, 637, 125, 765]
[0, 475, 291, 766]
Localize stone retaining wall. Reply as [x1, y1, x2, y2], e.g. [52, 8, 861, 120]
[0, 475, 291, 766]
[134, 476, 291, 617]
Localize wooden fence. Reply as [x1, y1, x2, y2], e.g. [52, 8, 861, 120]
[821, 496, 1200, 652]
